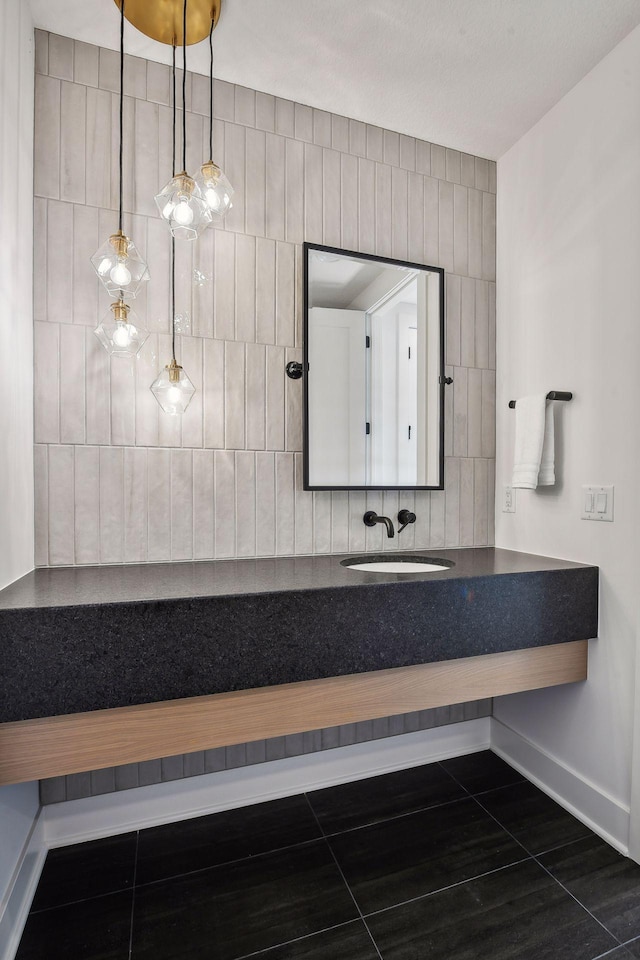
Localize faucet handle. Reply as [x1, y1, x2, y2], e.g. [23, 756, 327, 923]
[398, 509, 416, 534]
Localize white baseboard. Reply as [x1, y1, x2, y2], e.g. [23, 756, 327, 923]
[44, 718, 490, 847]
[491, 717, 630, 854]
[0, 810, 47, 960]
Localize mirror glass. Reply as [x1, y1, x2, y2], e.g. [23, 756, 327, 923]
[304, 244, 445, 490]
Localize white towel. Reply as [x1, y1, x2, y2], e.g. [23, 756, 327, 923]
[512, 394, 555, 489]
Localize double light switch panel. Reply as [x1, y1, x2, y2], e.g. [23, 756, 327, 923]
[582, 485, 614, 522]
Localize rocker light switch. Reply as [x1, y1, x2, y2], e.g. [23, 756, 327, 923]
[582, 485, 614, 522]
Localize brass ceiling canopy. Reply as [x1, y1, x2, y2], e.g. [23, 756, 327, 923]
[114, 0, 221, 46]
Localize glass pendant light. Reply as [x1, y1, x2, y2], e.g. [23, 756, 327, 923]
[155, 0, 210, 241]
[194, 20, 234, 223]
[150, 237, 196, 415]
[91, 0, 150, 315]
[150, 40, 195, 416]
[95, 299, 147, 357]
[151, 357, 196, 415]
[90, 233, 150, 301]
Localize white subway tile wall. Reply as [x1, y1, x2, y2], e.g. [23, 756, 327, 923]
[33, 30, 496, 565]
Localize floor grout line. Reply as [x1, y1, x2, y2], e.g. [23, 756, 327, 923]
[127, 830, 140, 960]
[30, 884, 134, 916]
[303, 792, 384, 960]
[311, 789, 472, 839]
[131, 835, 326, 892]
[362, 855, 533, 920]
[228, 918, 365, 960]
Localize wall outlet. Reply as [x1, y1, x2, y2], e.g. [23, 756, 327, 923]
[502, 485, 516, 513]
[582, 485, 614, 522]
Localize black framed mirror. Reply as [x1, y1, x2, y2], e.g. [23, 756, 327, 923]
[303, 243, 445, 491]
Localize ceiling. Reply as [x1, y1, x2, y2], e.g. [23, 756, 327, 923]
[29, 0, 640, 158]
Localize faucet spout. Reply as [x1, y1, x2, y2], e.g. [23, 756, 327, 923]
[363, 511, 395, 538]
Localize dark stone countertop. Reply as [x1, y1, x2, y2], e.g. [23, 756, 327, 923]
[0, 548, 598, 723]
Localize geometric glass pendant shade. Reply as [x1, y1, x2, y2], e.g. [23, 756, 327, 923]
[150, 358, 196, 415]
[90, 231, 150, 300]
[154, 172, 210, 241]
[194, 161, 233, 224]
[94, 299, 149, 357]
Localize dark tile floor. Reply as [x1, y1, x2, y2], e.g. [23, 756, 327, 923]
[16, 751, 640, 960]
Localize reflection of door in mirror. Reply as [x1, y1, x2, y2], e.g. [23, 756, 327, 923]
[369, 275, 421, 486]
[308, 308, 366, 486]
[304, 244, 444, 490]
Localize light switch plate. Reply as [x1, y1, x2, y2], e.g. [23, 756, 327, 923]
[502, 485, 516, 513]
[582, 485, 614, 522]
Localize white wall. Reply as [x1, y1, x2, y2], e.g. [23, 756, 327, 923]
[495, 23, 640, 849]
[0, 0, 34, 590]
[0, 0, 40, 937]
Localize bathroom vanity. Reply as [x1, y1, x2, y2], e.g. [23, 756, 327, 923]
[0, 548, 597, 786]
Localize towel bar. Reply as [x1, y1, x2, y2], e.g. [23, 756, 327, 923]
[508, 391, 572, 409]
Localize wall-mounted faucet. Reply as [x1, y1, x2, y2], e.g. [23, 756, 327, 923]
[398, 509, 416, 534]
[363, 511, 395, 538]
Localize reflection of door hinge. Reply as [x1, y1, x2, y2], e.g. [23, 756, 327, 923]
[408, 346, 411, 359]
[366, 422, 371, 435]
[408, 425, 412, 439]
[366, 335, 371, 348]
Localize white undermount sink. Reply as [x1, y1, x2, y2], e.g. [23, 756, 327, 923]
[341, 557, 453, 574]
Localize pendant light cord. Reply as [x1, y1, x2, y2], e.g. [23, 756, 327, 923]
[171, 42, 176, 177]
[209, 18, 214, 160]
[118, 0, 125, 233]
[182, 0, 188, 173]
[171, 41, 177, 363]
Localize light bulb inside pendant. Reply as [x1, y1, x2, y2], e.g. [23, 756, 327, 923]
[167, 383, 184, 404]
[112, 321, 133, 348]
[173, 199, 195, 226]
[110, 260, 132, 287]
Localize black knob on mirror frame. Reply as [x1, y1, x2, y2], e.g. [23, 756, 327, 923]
[286, 361, 304, 379]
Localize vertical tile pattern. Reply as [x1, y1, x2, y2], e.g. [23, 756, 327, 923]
[33, 32, 495, 581]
